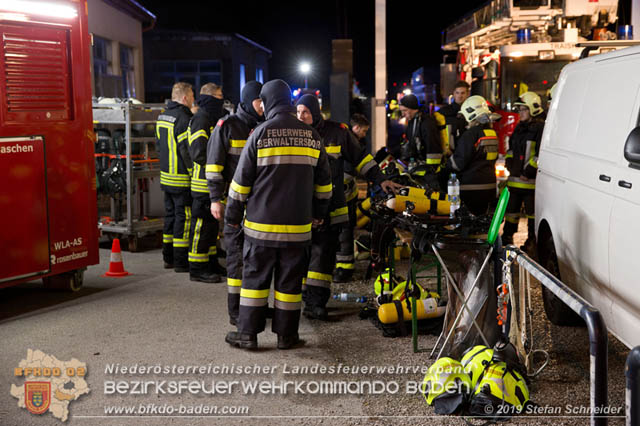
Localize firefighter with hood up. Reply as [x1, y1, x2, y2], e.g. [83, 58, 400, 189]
[156, 82, 194, 272]
[224, 80, 332, 350]
[444, 95, 499, 215]
[186, 83, 227, 283]
[295, 94, 401, 320]
[398, 94, 443, 174]
[207, 81, 264, 325]
[502, 91, 545, 253]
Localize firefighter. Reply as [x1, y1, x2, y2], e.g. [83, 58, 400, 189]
[207, 81, 264, 325]
[445, 95, 499, 215]
[502, 91, 545, 253]
[224, 79, 332, 350]
[433, 80, 470, 156]
[296, 95, 401, 318]
[185, 84, 227, 283]
[156, 82, 195, 272]
[398, 94, 442, 171]
[334, 113, 369, 283]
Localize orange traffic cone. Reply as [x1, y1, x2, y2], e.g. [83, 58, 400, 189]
[103, 238, 131, 277]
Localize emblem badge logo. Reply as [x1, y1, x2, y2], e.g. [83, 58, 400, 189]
[25, 382, 51, 415]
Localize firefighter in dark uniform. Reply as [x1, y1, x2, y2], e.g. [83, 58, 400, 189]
[445, 95, 499, 216]
[156, 82, 194, 272]
[398, 94, 443, 172]
[186, 83, 227, 283]
[207, 81, 264, 325]
[224, 80, 332, 350]
[433, 80, 470, 156]
[502, 91, 545, 253]
[295, 95, 401, 320]
[334, 113, 370, 283]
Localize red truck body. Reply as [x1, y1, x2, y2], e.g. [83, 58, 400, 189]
[0, 0, 98, 289]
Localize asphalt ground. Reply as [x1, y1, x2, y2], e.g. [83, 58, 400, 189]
[0, 219, 631, 425]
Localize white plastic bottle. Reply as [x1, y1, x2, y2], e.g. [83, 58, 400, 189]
[448, 173, 461, 218]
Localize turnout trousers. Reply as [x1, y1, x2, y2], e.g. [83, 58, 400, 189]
[188, 196, 219, 276]
[304, 224, 341, 309]
[162, 190, 192, 268]
[238, 241, 308, 337]
[335, 198, 357, 271]
[503, 187, 535, 242]
[224, 222, 244, 322]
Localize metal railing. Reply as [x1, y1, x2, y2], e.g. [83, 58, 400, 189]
[505, 246, 608, 426]
[627, 346, 640, 426]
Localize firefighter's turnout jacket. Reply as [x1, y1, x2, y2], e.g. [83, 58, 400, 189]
[225, 105, 332, 248]
[317, 119, 384, 225]
[156, 101, 193, 193]
[188, 95, 223, 198]
[446, 124, 498, 192]
[206, 104, 259, 202]
[505, 118, 544, 190]
[402, 110, 443, 167]
[433, 102, 467, 155]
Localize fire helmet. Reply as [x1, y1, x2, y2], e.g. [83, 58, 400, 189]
[514, 91, 543, 116]
[461, 345, 494, 388]
[460, 95, 491, 123]
[421, 357, 472, 414]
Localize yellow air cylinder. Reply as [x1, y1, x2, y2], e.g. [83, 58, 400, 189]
[386, 195, 450, 216]
[378, 298, 446, 324]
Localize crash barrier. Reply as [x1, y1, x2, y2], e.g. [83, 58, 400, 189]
[627, 346, 640, 426]
[505, 246, 608, 426]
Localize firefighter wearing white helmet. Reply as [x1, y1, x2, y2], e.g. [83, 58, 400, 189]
[502, 91, 546, 254]
[444, 95, 499, 215]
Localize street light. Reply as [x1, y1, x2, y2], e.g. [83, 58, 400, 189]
[299, 62, 311, 89]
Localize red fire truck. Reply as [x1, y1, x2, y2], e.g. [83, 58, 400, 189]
[441, 0, 621, 156]
[0, 0, 98, 290]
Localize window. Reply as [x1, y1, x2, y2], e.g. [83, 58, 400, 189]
[93, 36, 112, 97]
[239, 64, 246, 95]
[151, 60, 222, 94]
[120, 45, 135, 98]
[256, 67, 264, 83]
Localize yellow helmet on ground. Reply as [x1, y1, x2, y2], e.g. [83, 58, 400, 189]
[513, 91, 543, 116]
[461, 345, 494, 388]
[460, 95, 491, 123]
[469, 361, 530, 417]
[421, 357, 472, 414]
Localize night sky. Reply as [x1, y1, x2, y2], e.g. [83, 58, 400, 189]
[137, 0, 487, 99]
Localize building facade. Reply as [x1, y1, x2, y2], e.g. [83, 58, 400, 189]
[87, 0, 155, 100]
[143, 30, 271, 104]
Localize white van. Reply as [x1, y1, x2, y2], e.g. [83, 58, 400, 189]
[536, 44, 640, 349]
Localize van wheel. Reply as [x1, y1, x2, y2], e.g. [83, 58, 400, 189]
[539, 235, 583, 326]
[43, 269, 84, 292]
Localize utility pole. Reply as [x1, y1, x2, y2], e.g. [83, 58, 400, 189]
[372, 0, 386, 154]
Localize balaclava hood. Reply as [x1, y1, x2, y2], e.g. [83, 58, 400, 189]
[296, 94, 322, 127]
[260, 79, 294, 120]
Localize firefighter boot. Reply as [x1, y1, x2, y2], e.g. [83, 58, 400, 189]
[225, 331, 257, 350]
[303, 305, 328, 321]
[190, 263, 221, 283]
[333, 267, 353, 283]
[277, 333, 305, 350]
[208, 260, 227, 277]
